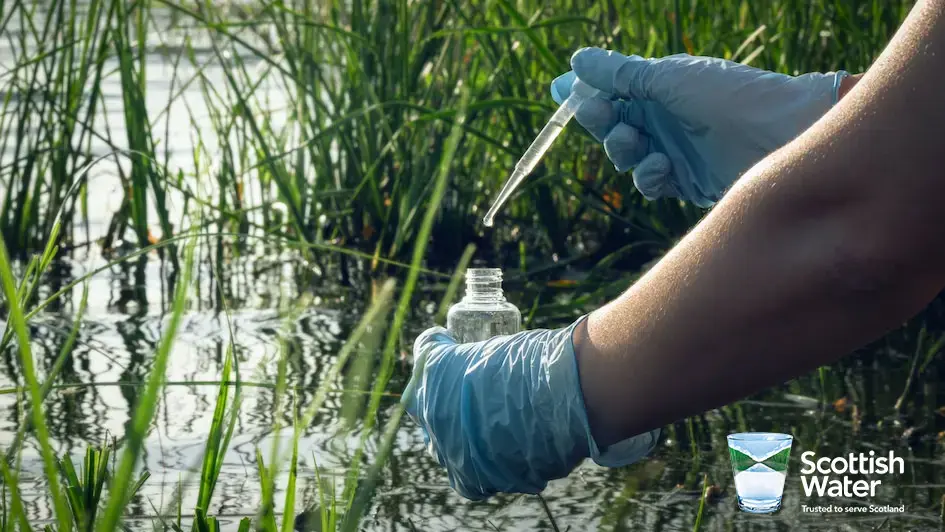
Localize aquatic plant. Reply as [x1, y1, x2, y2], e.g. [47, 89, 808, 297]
[1, 0, 912, 271]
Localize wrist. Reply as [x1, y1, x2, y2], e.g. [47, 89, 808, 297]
[837, 72, 863, 101]
[569, 317, 661, 466]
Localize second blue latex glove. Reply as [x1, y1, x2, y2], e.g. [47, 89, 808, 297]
[401, 317, 660, 501]
[552, 48, 849, 207]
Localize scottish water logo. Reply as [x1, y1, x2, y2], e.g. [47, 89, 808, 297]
[727, 432, 907, 515]
[727, 433, 793, 513]
[797, 450, 906, 514]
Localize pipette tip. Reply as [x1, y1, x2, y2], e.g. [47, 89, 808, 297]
[482, 215, 494, 228]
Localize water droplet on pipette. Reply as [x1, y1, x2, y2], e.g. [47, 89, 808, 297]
[482, 216, 494, 228]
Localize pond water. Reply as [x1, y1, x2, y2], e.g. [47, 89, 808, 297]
[2, 5, 945, 532]
[4, 252, 945, 532]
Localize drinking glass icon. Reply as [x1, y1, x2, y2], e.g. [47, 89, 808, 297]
[727, 433, 793, 513]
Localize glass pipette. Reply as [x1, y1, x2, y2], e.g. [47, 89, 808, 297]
[483, 79, 601, 227]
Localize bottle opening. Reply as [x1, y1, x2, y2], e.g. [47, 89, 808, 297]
[465, 268, 504, 300]
[466, 268, 502, 280]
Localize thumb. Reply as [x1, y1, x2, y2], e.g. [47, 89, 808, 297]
[550, 71, 577, 105]
[571, 47, 669, 104]
[402, 326, 458, 417]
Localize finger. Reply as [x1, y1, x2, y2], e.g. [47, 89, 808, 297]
[550, 71, 576, 104]
[575, 98, 646, 143]
[603, 123, 649, 173]
[571, 47, 665, 103]
[631, 152, 674, 200]
[413, 325, 458, 357]
[574, 97, 617, 141]
[615, 99, 646, 130]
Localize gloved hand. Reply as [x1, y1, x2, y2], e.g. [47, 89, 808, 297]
[552, 47, 850, 207]
[400, 318, 660, 501]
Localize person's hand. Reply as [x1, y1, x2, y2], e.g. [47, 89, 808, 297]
[400, 319, 660, 501]
[552, 47, 850, 207]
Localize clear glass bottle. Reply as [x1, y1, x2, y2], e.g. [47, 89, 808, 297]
[447, 268, 522, 343]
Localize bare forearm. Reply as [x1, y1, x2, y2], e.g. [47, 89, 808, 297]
[575, 0, 945, 446]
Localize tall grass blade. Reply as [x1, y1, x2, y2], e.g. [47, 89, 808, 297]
[343, 81, 472, 514]
[692, 473, 709, 532]
[0, 458, 32, 532]
[341, 407, 404, 532]
[96, 234, 197, 532]
[254, 450, 277, 531]
[298, 279, 396, 430]
[434, 243, 476, 324]
[195, 346, 238, 512]
[280, 408, 300, 532]
[0, 232, 71, 531]
[5, 281, 89, 462]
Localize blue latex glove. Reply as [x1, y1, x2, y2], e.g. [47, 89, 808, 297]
[552, 47, 850, 207]
[401, 318, 660, 501]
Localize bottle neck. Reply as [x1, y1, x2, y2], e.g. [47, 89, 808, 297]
[463, 268, 506, 303]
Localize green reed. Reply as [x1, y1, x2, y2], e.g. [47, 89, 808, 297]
[0, 0, 914, 271]
[0, 214, 72, 529]
[1, 0, 107, 253]
[164, 0, 908, 272]
[0, 202, 408, 531]
[0, 69, 471, 529]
